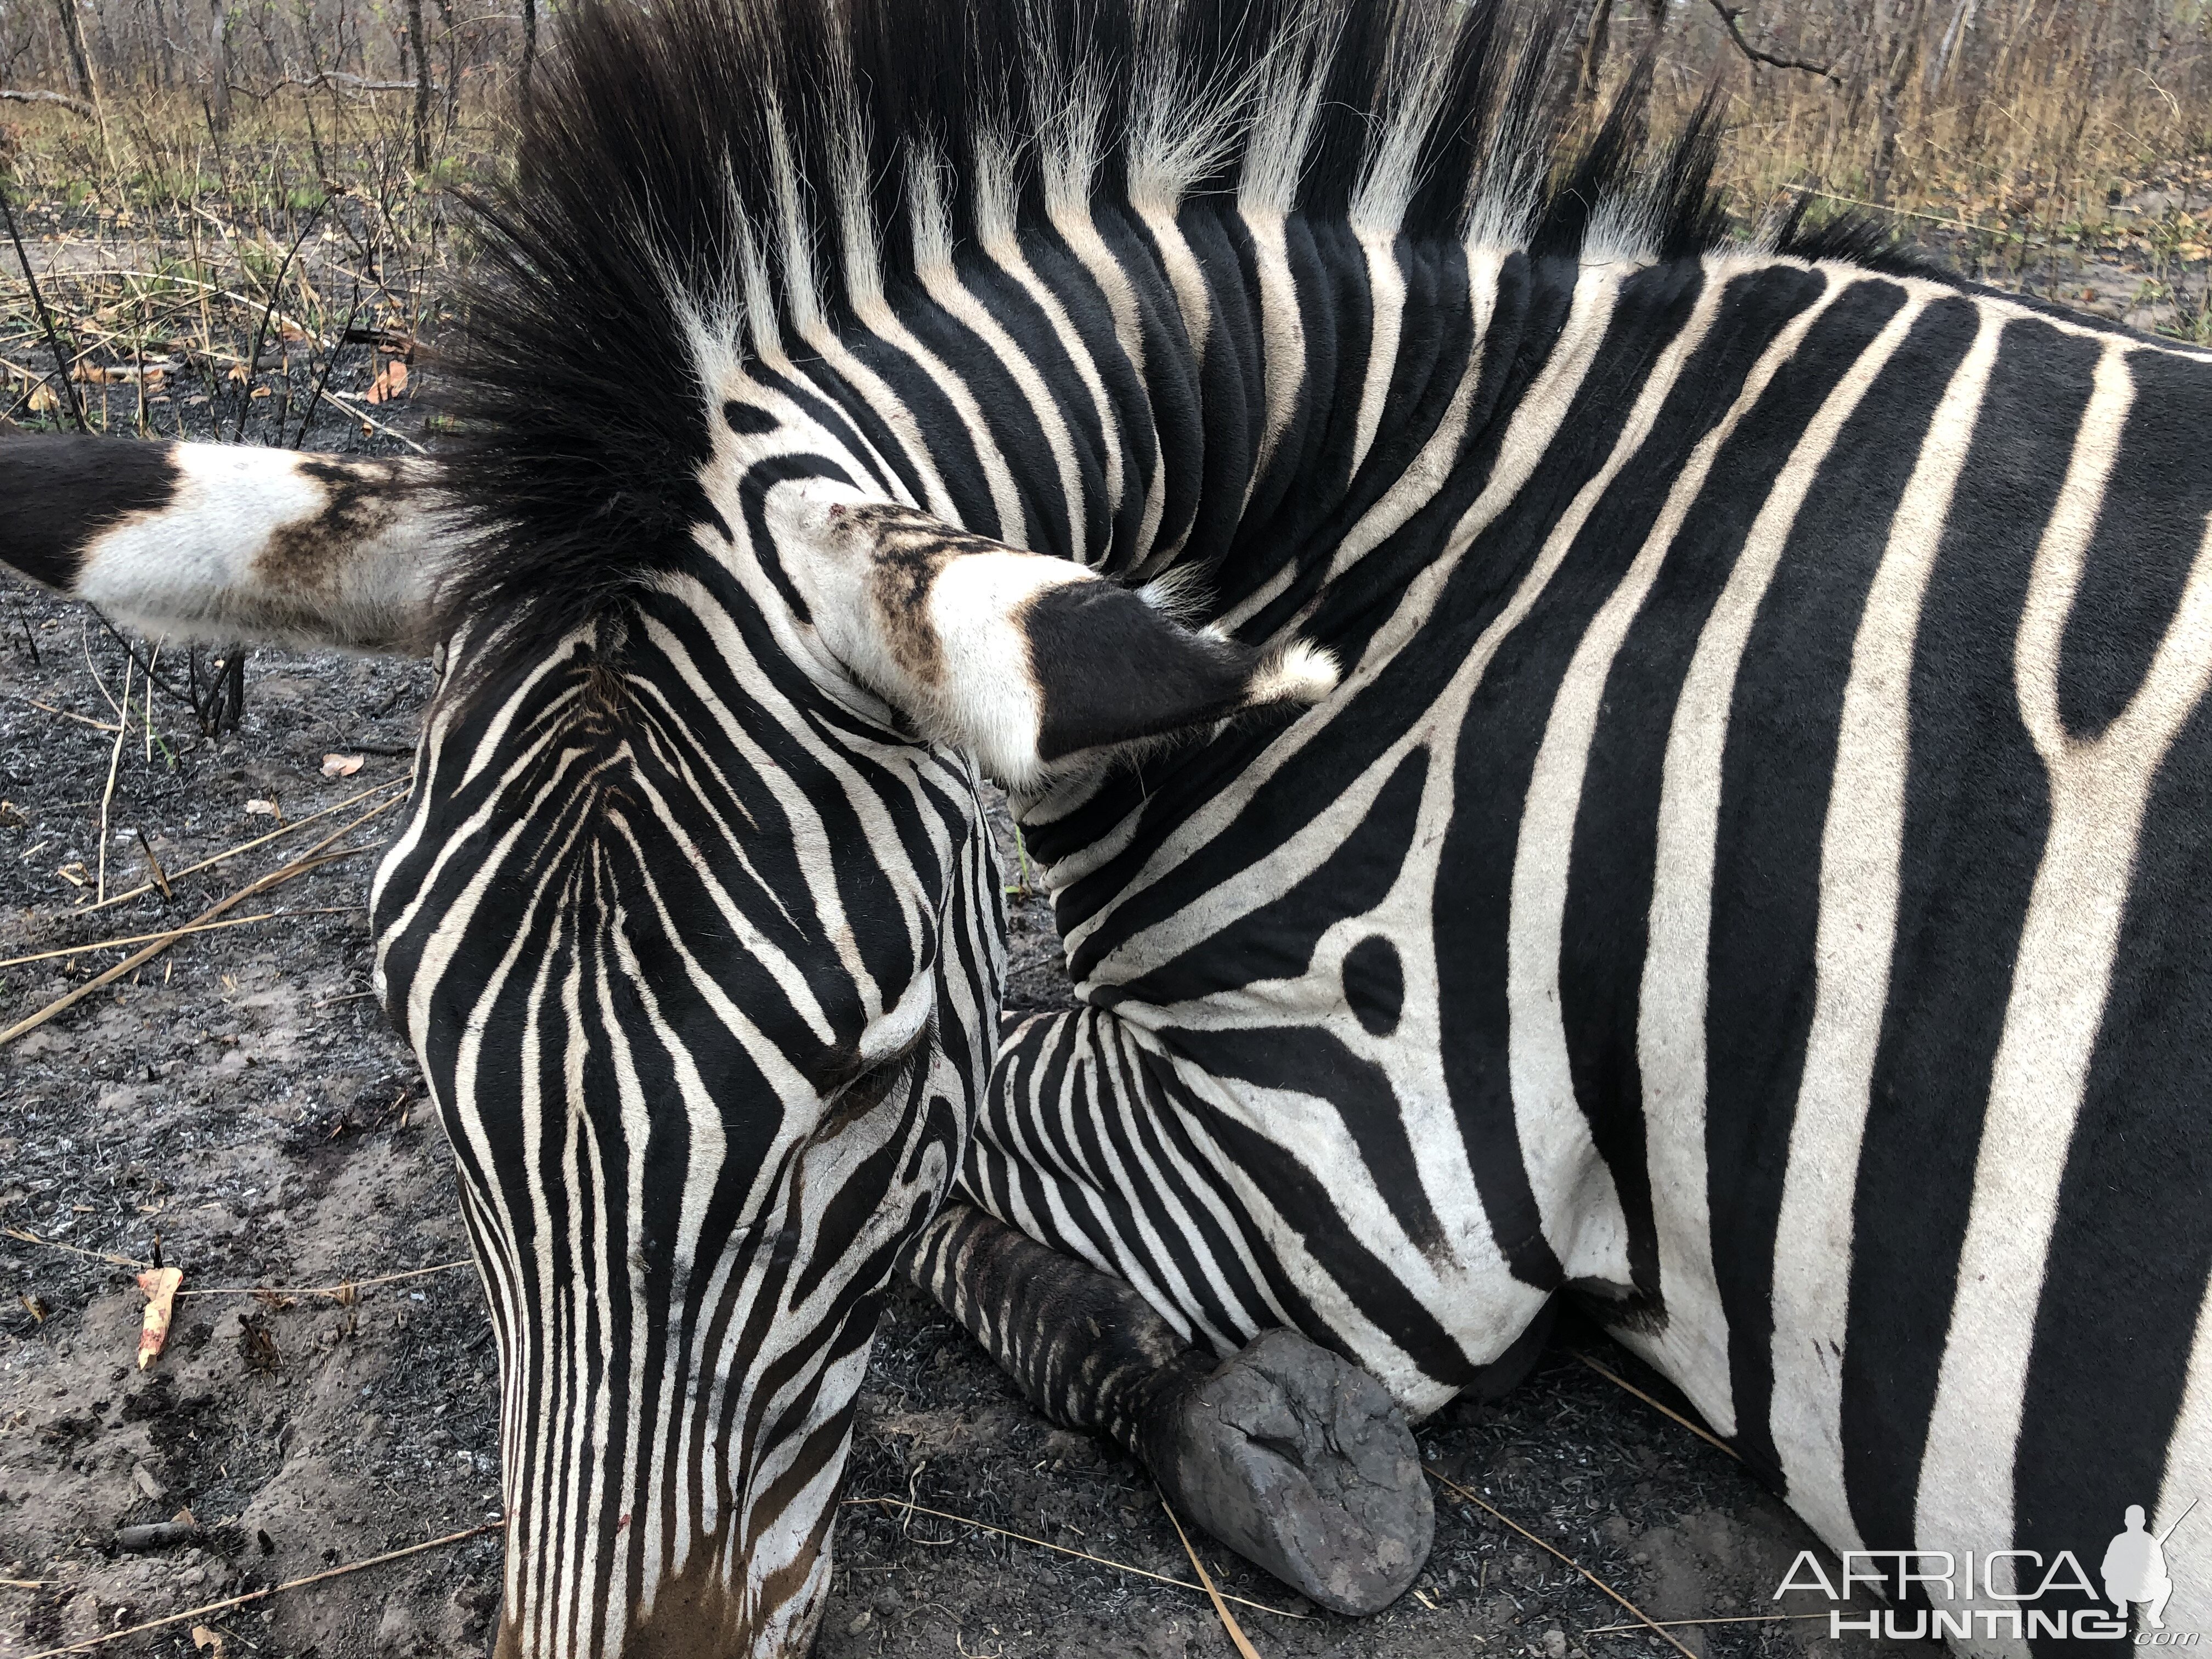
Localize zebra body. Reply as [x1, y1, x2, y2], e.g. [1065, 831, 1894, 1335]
[3, 1, 2208, 1652]
[974, 247, 2212, 1646]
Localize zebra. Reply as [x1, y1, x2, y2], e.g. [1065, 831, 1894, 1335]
[4, 0, 2210, 1653]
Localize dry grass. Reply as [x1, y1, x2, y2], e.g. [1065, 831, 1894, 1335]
[1, 5, 2208, 443]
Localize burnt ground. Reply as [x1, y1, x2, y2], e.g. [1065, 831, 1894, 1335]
[0, 400, 1955, 1659]
[0, 595, 1934, 1659]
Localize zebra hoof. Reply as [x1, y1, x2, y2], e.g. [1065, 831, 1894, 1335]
[1144, 1328, 1433, 1616]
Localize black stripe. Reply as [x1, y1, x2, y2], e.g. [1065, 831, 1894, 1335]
[1560, 261, 1834, 1319]
[1705, 284, 1966, 1483]
[0, 435, 178, 591]
[1839, 314, 2095, 1555]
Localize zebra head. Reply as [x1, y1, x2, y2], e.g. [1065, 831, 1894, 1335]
[0, 422, 1332, 1657]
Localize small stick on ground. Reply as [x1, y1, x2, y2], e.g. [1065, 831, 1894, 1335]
[94, 652, 134, 904]
[133, 826, 172, 901]
[15, 1520, 504, 1659]
[1572, 1352, 1741, 1462]
[1427, 1468, 1700, 1659]
[1161, 1496, 1261, 1659]
[1587, 1611, 1835, 1635]
[0, 794, 404, 1046]
[838, 1496, 1309, 1620]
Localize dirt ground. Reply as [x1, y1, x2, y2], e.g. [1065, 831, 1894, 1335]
[0, 554, 1933, 1659]
[0, 230, 2067, 1658]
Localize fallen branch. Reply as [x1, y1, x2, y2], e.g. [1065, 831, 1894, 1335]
[84, 775, 409, 913]
[0, 794, 403, 1046]
[1426, 1469, 1698, 1659]
[16, 1521, 503, 1659]
[839, 1496, 1309, 1620]
[0, 907, 358, 970]
[1705, 1, 1837, 80]
[0, 88, 94, 116]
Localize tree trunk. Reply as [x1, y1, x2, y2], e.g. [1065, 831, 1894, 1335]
[54, 0, 98, 105]
[206, 0, 232, 131]
[406, 0, 430, 171]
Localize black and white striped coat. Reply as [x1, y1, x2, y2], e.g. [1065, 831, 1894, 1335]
[2, 1, 2207, 1653]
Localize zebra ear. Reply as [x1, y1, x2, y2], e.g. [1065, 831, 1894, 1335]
[810, 503, 1338, 787]
[0, 436, 444, 653]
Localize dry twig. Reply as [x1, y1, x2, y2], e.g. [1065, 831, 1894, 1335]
[16, 1521, 504, 1659]
[839, 1496, 1309, 1620]
[1704, 1, 1837, 80]
[1160, 1497, 1261, 1659]
[0, 907, 357, 969]
[1426, 1468, 1699, 1659]
[1572, 1352, 1741, 1462]
[0, 793, 403, 1046]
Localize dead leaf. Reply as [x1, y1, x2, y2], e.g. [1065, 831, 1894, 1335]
[26, 382, 58, 414]
[251, 1288, 296, 1311]
[244, 799, 281, 821]
[136, 1265, 183, 1370]
[190, 1624, 226, 1656]
[249, 386, 272, 400]
[17, 1293, 49, 1323]
[0, 800, 23, 828]
[365, 357, 408, 405]
[225, 363, 249, 385]
[320, 753, 365, 778]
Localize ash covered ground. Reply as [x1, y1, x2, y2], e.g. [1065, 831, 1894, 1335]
[1, 417, 1926, 1659]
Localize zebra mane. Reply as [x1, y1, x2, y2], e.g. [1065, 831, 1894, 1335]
[433, 0, 1898, 686]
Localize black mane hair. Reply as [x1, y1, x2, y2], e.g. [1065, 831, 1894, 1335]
[434, 0, 1922, 686]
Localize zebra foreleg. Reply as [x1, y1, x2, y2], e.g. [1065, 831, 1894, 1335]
[902, 1201, 1434, 1615]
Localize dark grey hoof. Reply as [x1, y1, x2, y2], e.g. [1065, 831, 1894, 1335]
[1144, 1329, 1433, 1616]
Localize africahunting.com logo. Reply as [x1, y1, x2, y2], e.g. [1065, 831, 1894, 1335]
[1776, 1501, 2197, 1644]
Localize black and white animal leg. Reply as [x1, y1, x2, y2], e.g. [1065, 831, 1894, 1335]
[904, 1201, 1434, 1615]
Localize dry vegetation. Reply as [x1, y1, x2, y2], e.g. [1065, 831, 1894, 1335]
[0, 0, 2207, 444]
[0, 6, 2208, 1657]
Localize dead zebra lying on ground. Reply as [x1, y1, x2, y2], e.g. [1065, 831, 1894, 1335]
[5, 1, 2211, 1655]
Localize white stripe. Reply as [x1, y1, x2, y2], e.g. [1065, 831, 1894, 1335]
[1623, 272, 1858, 1434]
[1505, 276, 1732, 1292]
[1347, 228, 1408, 479]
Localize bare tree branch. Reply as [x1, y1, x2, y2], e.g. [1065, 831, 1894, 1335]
[0, 86, 95, 115]
[1706, 1, 1839, 81]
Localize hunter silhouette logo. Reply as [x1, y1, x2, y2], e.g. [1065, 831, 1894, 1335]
[2106, 1502, 2193, 1630]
